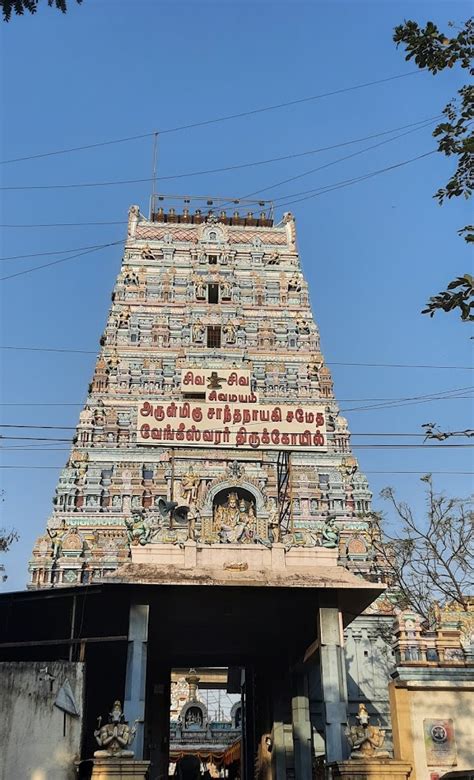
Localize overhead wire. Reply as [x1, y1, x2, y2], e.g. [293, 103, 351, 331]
[0, 346, 471, 370]
[0, 241, 122, 262]
[0, 221, 128, 229]
[0, 443, 472, 452]
[0, 116, 439, 193]
[1, 425, 466, 436]
[221, 123, 437, 206]
[0, 69, 425, 165]
[0, 240, 123, 282]
[0, 465, 472, 474]
[273, 151, 437, 209]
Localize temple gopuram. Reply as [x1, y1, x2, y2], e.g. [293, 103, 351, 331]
[29, 203, 374, 586]
[2, 201, 406, 780]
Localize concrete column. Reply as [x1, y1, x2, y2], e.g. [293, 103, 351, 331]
[317, 600, 349, 762]
[124, 603, 149, 759]
[291, 665, 312, 779]
[271, 668, 293, 780]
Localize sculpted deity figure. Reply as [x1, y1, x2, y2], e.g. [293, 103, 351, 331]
[127, 205, 140, 239]
[215, 492, 244, 543]
[47, 527, 65, 560]
[194, 278, 206, 299]
[221, 279, 232, 299]
[296, 320, 310, 335]
[94, 700, 137, 758]
[181, 467, 200, 505]
[288, 273, 301, 292]
[125, 511, 152, 546]
[345, 704, 389, 759]
[267, 498, 280, 543]
[220, 492, 241, 527]
[321, 516, 339, 548]
[192, 320, 205, 343]
[223, 321, 236, 344]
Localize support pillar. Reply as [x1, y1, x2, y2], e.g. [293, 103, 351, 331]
[292, 664, 312, 779]
[124, 603, 149, 759]
[242, 666, 256, 780]
[317, 597, 349, 763]
[271, 666, 293, 780]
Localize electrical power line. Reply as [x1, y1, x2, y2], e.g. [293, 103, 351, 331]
[0, 345, 471, 370]
[227, 125, 436, 204]
[1, 425, 463, 436]
[0, 116, 438, 193]
[0, 465, 471, 474]
[0, 240, 123, 282]
[0, 221, 128, 229]
[0, 241, 122, 262]
[0, 70, 425, 166]
[1, 433, 471, 448]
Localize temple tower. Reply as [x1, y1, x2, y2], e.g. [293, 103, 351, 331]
[30, 203, 374, 587]
[19, 200, 391, 778]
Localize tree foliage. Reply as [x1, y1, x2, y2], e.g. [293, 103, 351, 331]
[393, 18, 474, 322]
[422, 273, 474, 321]
[2, 0, 82, 22]
[369, 476, 474, 626]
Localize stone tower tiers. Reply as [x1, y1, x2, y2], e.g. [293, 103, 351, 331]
[29, 204, 374, 588]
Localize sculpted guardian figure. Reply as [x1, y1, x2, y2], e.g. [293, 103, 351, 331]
[94, 700, 138, 758]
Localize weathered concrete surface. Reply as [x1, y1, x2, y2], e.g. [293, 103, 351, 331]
[0, 660, 84, 780]
[91, 758, 150, 779]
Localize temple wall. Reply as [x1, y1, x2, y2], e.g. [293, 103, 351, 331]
[389, 671, 474, 780]
[0, 661, 84, 780]
[344, 614, 394, 752]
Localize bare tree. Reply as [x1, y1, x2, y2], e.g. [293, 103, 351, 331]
[0, 490, 18, 583]
[368, 475, 473, 625]
[0, 528, 18, 582]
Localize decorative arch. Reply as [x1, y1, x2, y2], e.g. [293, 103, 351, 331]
[200, 476, 267, 519]
[179, 700, 208, 731]
[200, 224, 227, 244]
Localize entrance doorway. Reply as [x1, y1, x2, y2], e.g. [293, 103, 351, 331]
[169, 666, 242, 778]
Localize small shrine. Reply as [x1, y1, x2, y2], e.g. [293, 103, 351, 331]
[169, 669, 241, 776]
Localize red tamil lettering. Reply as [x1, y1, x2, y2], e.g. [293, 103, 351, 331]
[153, 405, 165, 421]
[236, 427, 247, 446]
[179, 402, 190, 418]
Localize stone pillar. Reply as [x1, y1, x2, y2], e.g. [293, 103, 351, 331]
[317, 597, 349, 762]
[242, 666, 256, 780]
[124, 603, 149, 759]
[271, 668, 293, 780]
[291, 665, 312, 778]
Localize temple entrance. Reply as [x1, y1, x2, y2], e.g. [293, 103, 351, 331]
[168, 667, 242, 778]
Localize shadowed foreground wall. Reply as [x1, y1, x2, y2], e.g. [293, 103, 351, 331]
[0, 661, 84, 780]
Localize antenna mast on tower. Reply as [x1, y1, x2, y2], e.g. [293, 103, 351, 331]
[149, 131, 159, 219]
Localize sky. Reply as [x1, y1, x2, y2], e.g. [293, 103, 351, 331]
[0, 0, 473, 591]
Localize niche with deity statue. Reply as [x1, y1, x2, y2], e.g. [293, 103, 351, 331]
[211, 488, 269, 545]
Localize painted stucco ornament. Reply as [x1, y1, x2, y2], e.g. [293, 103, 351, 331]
[321, 516, 339, 548]
[125, 511, 152, 546]
[94, 700, 138, 758]
[345, 703, 390, 759]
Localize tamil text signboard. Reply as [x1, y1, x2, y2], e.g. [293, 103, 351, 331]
[137, 399, 327, 451]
